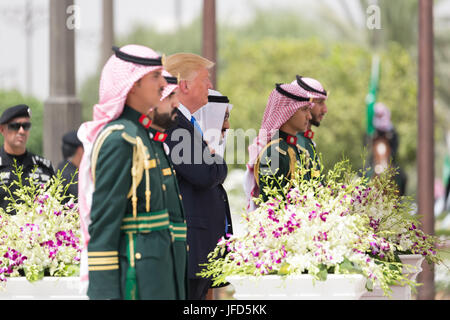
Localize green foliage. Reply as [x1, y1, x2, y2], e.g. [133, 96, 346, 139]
[219, 7, 323, 42]
[0, 90, 44, 155]
[119, 17, 202, 56]
[330, 0, 450, 186]
[374, 0, 418, 49]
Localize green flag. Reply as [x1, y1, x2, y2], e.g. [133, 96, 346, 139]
[365, 55, 381, 136]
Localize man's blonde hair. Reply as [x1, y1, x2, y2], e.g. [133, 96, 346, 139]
[165, 53, 214, 81]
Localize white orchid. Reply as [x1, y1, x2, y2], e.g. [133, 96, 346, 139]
[199, 159, 442, 297]
[0, 165, 80, 284]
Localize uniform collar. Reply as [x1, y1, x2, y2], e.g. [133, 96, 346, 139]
[122, 105, 169, 141]
[139, 114, 152, 129]
[122, 105, 152, 129]
[304, 130, 315, 140]
[279, 130, 298, 146]
[148, 127, 168, 142]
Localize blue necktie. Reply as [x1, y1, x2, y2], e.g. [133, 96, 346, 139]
[190, 116, 203, 136]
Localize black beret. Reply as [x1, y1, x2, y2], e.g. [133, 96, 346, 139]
[0, 104, 32, 124]
[62, 130, 82, 147]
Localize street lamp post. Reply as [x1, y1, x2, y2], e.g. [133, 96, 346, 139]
[101, 0, 115, 67]
[43, 0, 82, 167]
[202, 0, 216, 89]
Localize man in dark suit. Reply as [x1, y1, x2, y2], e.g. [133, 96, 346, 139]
[164, 53, 231, 300]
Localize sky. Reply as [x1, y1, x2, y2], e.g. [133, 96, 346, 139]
[0, 0, 448, 100]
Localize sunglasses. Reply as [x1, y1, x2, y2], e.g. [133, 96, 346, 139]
[7, 122, 32, 131]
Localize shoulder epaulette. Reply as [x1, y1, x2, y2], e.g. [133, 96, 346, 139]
[32, 155, 52, 169]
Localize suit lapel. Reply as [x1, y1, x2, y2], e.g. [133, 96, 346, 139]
[176, 109, 193, 131]
[176, 109, 206, 146]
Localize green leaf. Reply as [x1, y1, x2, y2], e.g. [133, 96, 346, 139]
[24, 267, 45, 283]
[339, 257, 356, 273]
[65, 264, 80, 277]
[277, 262, 291, 275]
[365, 279, 374, 292]
[317, 264, 328, 281]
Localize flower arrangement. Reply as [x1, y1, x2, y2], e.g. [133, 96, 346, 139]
[199, 158, 443, 297]
[0, 162, 81, 284]
[345, 169, 440, 264]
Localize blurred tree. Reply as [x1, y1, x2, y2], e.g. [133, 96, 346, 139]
[0, 89, 44, 156]
[317, 0, 450, 194]
[322, 0, 419, 49]
[122, 17, 202, 56]
[332, 0, 450, 109]
[219, 7, 323, 42]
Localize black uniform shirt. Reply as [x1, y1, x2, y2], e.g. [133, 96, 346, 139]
[56, 160, 78, 201]
[0, 146, 55, 212]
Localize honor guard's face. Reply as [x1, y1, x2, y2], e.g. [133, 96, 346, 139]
[151, 89, 179, 130]
[159, 89, 180, 119]
[290, 106, 312, 132]
[187, 67, 213, 111]
[0, 116, 31, 153]
[133, 69, 167, 111]
[310, 98, 328, 125]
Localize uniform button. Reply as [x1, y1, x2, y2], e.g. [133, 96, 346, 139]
[186, 245, 190, 252]
[135, 252, 142, 260]
[162, 184, 166, 191]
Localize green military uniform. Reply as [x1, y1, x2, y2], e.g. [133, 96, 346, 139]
[297, 130, 316, 165]
[255, 130, 310, 202]
[87, 105, 187, 300]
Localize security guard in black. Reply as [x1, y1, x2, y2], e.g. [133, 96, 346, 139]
[0, 104, 55, 212]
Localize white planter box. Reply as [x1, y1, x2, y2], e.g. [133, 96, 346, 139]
[0, 277, 88, 300]
[360, 254, 425, 300]
[227, 274, 367, 300]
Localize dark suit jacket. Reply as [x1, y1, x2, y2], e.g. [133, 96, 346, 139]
[165, 109, 233, 279]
